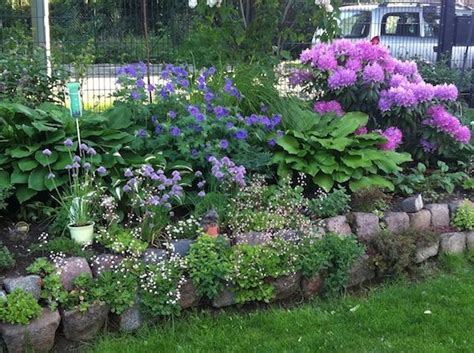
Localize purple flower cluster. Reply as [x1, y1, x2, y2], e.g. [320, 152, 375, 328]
[379, 127, 403, 150]
[313, 100, 344, 116]
[362, 63, 384, 84]
[434, 84, 458, 101]
[424, 105, 471, 144]
[208, 156, 246, 187]
[328, 68, 356, 90]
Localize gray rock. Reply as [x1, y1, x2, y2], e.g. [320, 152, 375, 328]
[448, 200, 464, 218]
[141, 248, 167, 265]
[440, 232, 466, 254]
[170, 239, 194, 257]
[324, 216, 352, 236]
[408, 210, 431, 230]
[271, 272, 302, 300]
[347, 255, 375, 287]
[234, 232, 272, 246]
[212, 286, 236, 308]
[467, 231, 474, 251]
[61, 303, 110, 341]
[0, 290, 6, 301]
[3, 275, 42, 300]
[415, 242, 440, 263]
[351, 212, 380, 241]
[301, 274, 324, 299]
[0, 308, 60, 353]
[90, 254, 123, 278]
[179, 279, 200, 309]
[425, 204, 450, 228]
[401, 194, 423, 213]
[273, 229, 301, 242]
[384, 212, 410, 234]
[56, 257, 93, 291]
[116, 305, 142, 332]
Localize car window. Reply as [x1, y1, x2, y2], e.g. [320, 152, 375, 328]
[423, 7, 440, 37]
[381, 12, 420, 37]
[340, 11, 371, 38]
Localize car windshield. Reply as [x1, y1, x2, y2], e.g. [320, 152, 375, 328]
[340, 10, 371, 38]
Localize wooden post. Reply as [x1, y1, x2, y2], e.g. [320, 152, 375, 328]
[31, 0, 52, 76]
[438, 0, 456, 66]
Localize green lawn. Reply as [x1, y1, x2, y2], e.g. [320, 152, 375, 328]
[87, 262, 474, 353]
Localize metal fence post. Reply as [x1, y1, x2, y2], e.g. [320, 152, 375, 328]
[31, 0, 52, 76]
[438, 0, 456, 66]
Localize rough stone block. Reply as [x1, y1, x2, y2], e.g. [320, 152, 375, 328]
[351, 212, 380, 241]
[425, 204, 450, 228]
[408, 210, 431, 231]
[384, 212, 410, 234]
[440, 232, 466, 254]
[324, 216, 352, 236]
[401, 194, 423, 213]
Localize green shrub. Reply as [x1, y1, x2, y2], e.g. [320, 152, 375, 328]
[452, 201, 474, 231]
[26, 257, 56, 277]
[315, 234, 364, 296]
[350, 187, 390, 213]
[0, 289, 42, 325]
[0, 244, 15, 272]
[187, 235, 232, 299]
[30, 237, 94, 259]
[274, 109, 411, 192]
[95, 271, 137, 315]
[308, 187, 351, 218]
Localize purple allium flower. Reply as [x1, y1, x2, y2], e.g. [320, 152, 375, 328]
[362, 63, 385, 83]
[65, 165, 72, 170]
[434, 83, 458, 101]
[79, 143, 88, 151]
[170, 126, 181, 137]
[72, 162, 80, 169]
[235, 129, 248, 140]
[83, 162, 91, 170]
[42, 149, 52, 157]
[96, 166, 107, 175]
[197, 181, 206, 188]
[313, 100, 344, 116]
[131, 90, 141, 100]
[219, 139, 229, 150]
[64, 138, 73, 147]
[73, 155, 81, 163]
[47, 172, 55, 179]
[328, 68, 357, 90]
[198, 191, 206, 197]
[136, 79, 145, 88]
[87, 147, 97, 156]
[379, 127, 403, 150]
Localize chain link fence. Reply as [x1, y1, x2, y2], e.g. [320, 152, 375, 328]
[1, 0, 473, 108]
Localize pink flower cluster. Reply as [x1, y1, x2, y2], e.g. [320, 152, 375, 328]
[379, 127, 403, 150]
[424, 105, 471, 144]
[313, 100, 344, 116]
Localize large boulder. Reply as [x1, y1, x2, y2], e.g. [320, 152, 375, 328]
[467, 232, 474, 251]
[408, 210, 431, 231]
[384, 212, 410, 234]
[179, 279, 200, 309]
[234, 232, 272, 246]
[0, 308, 60, 353]
[170, 239, 194, 257]
[141, 248, 167, 265]
[415, 242, 440, 263]
[351, 212, 380, 241]
[3, 275, 42, 300]
[212, 286, 236, 308]
[61, 303, 109, 341]
[424, 204, 450, 228]
[401, 194, 423, 213]
[273, 229, 301, 242]
[111, 297, 142, 333]
[448, 200, 464, 218]
[347, 255, 375, 288]
[90, 254, 123, 278]
[439, 232, 466, 254]
[301, 274, 324, 299]
[270, 272, 302, 301]
[56, 257, 93, 291]
[324, 216, 352, 236]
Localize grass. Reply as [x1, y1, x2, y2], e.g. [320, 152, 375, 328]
[86, 259, 474, 353]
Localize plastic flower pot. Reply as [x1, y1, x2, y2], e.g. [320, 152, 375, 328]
[205, 225, 219, 237]
[68, 222, 94, 245]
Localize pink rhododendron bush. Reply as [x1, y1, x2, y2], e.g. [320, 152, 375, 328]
[291, 39, 472, 161]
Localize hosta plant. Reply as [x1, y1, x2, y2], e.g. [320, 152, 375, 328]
[273, 109, 411, 191]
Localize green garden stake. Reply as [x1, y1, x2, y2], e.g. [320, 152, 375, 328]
[67, 82, 83, 154]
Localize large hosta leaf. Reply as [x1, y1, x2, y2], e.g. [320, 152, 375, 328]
[18, 159, 39, 172]
[28, 168, 49, 191]
[276, 135, 300, 155]
[349, 175, 394, 192]
[328, 112, 368, 137]
[0, 171, 10, 188]
[313, 173, 334, 192]
[15, 185, 37, 203]
[35, 150, 59, 167]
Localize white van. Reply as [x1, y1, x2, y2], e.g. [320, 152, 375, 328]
[314, 3, 474, 67]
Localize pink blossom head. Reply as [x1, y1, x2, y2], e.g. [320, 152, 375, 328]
[327, 68, 357, 90]
[333, 39, 357, 57]
[379, 127, 403, 150]
[362, 63, 385, 83]
[313, 100, 344, 116]
[389, 74, 409, 88]
[355, 41, 390, 63]
[354, 126, 368, 135]
[434, 83, 458, 101]
[394, 60, 418, 77]
[345, 57, 362, 71]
